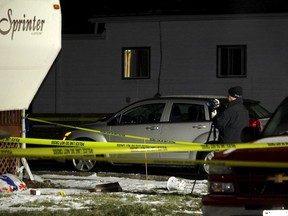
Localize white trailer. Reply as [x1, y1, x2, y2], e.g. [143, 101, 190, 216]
[0, 0, 62, 179]
[0, 0, 61, 111]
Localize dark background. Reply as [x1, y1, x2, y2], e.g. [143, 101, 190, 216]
[60, 0, 288, 34]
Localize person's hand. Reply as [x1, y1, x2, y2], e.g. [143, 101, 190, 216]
[213, 99, 220, 109]
[211, 110, 217, 119]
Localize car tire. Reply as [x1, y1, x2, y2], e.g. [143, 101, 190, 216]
[68, 138, 104, 172]
[71, 158, 95, 172]
[197, 151, 215, 175]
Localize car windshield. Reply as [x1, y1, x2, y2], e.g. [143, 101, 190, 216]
[261, 97, 288, 137]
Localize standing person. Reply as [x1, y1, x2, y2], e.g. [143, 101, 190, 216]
[215, 86, 249, 143]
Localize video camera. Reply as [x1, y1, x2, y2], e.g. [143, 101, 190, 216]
[207, 98, 220, 111]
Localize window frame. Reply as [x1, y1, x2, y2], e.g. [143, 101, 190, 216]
[217, 45, 247, 78]
[169, 103, 206, 122]
[122, 47, 151, 79]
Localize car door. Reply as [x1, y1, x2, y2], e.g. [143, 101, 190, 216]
[106, 101, 166, 160]
[159, 101, 213, 161]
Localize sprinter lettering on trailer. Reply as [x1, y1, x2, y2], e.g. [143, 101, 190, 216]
[0, 9, 45, 40]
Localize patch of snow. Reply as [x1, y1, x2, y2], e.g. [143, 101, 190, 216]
[0, 172, 207, 214]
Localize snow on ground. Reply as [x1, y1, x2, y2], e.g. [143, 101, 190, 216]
[0, 172, 208, 214]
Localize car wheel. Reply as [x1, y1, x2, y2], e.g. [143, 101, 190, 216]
[198, 151, 215, 174]
[71, 158, 96, 172]
[68, 138, 103, 172]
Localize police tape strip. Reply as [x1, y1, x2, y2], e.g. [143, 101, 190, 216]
[25, 117, 199, 145]
[1, 146, 288, 168]
[24, 117, 288, 152]
[4, 137, 197, 148]
[28, 116, 104, 122]
[3, 136, 288, 152]
[2, 136, 288, 168]
[73, 156, 288, 168]
[1, 137, 288, 155]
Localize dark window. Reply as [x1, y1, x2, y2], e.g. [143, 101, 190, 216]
[170, 103, 205, 122]
[110, 103, 165, 125]
[122, 47, 150, 79]
[217, 45, 247, 78]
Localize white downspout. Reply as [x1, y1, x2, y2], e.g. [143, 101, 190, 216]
[21, 109, 34, 180]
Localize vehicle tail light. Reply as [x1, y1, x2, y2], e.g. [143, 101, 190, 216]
[249, 119, 261, 130]
[208, 182, 235, 193]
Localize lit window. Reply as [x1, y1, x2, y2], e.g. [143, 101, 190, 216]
[122, 47, 150, 79]
[217, 45, 247, 78]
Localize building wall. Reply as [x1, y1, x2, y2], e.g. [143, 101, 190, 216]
[32, 14, 288, 114]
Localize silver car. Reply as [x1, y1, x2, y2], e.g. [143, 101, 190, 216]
[63, 95, 271, 173]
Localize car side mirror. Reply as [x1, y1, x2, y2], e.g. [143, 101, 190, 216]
[240, 126, 261, 143]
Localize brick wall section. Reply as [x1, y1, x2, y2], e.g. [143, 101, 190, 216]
[0, 110, 21, 174]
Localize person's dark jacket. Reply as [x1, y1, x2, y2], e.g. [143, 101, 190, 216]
[216, 98, 249, 143]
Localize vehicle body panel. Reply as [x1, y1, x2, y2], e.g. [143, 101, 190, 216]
[202, 96, 288, 216]
[65, 96, 220, 165]
[63, 95, 271, 171]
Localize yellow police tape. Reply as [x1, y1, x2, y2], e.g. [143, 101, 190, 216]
[1, 136, 288, 168]
[1, 145, 288, 168]
[0, 117, 283, 168]
[23, 117, 288, 149]
[3, 136, 288, 152]
[74, 156, 288, 169]
[25, 117, 191, 145]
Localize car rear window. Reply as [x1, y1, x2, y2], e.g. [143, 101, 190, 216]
[262, 97, 288, 137]
[245, 103, 271, 119]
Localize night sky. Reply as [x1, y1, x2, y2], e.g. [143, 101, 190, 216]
[60, 0, 288, 34]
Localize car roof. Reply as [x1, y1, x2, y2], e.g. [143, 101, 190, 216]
[127, 95, 225, 105]
[159, 95, 260, 104]
[159, 95, 227, 99]
[128, 95, 260, 104]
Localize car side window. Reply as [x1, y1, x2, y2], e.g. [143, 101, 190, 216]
[170, 103, 205, 122]
[112, 103, 165, 125]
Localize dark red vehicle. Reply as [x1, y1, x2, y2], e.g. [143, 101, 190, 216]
[202, 96, 288, 216]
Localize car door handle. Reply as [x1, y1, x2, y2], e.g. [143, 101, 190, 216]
[146, 126, 159, 130]
[192, 125, 206, 129]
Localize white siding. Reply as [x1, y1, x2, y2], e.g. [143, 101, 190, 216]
[32, 14, 288, 113]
